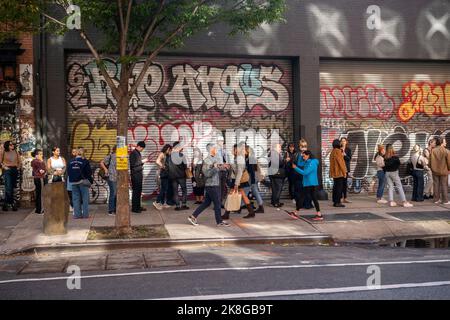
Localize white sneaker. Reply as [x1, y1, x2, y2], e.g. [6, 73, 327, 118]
[188, 215, 199, 226]
[217, 221, 231, 227]
[389, 201, 397, 207]
[403, 202, 414, 208]
[377, 199, 388, 204]
[292, 199, 296, 205]
[434, 200, 442, 204]
[153, 202, 163, 210]
[163, 204, 172, 209]
[70, 206, 74, 212]
[442, 201, 450, 205]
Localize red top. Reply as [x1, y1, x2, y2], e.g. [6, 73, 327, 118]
[31, 159, 47, 179]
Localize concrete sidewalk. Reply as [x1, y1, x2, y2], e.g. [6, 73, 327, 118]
[0, 194, 450, 254]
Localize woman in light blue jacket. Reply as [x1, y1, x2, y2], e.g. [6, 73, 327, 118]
[288, 150, 323, 221]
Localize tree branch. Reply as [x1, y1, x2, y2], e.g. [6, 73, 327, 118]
[128, 0, 208, 98]
[132, 0, 166, 57]
[78, 30, 120, 100]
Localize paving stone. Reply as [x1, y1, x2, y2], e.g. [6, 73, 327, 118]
[66, 256, 107, 272]
[0, 260, 28, 273]
[149, 259, 186, 268]
[106, 253, 146, 270]
[20, 259, 68, 274]
[144, 251, 182, 262]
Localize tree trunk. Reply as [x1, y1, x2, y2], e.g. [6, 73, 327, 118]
[115, 94, 131, 234]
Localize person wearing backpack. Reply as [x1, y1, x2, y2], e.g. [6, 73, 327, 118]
[168, 141, 189, 211]
[410, 145, 425, 202]
[188, 143, 230, 227]
[67, 147, 93, 219]
[100, 146, 117, 215]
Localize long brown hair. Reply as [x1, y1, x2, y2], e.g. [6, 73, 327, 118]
[384, 144, 395, 159]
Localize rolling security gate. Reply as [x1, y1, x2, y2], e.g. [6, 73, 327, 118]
[320, 60, 450, 193]
[66, 54, 294, 203]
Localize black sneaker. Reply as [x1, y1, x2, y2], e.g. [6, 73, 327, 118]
[2, 206, 8, 212]
[181, 205, 190, 210]
[175, 207, 183, 211]
[108, 211, 116, 216]
[12, 205, 18, 211]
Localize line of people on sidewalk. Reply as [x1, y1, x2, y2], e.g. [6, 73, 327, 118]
[373, 137, 450, 207]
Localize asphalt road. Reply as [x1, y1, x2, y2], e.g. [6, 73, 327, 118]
[1, 244, 450, 300]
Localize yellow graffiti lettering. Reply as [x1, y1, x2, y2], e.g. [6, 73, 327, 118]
[398, 101, 416, 122]
[72, 122, 116, 162]
[443, 83, 450, 115]
[422, 83, 436, 117]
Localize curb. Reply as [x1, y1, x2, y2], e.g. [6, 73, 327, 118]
[334, 233, 450, 246]
[1, 234, 334, 255]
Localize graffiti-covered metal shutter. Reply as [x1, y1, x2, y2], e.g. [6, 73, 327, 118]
[320, 60, 450, 193]
[66, 54, 293, 203]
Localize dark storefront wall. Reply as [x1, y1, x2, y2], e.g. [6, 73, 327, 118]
[66, 54, 293, 203]
[320, 60, 450, 193]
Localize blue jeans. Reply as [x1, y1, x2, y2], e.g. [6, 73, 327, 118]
[107, 179, 117, 213]
[412, 170, 424, 202]
[72, 183, 90, 218]
[193, 186, 222, 224]
[157, 177, 169, 204]
[3, 167, 18, 205]
[250, 183, 263, 206]
[376, 170, 386, 199]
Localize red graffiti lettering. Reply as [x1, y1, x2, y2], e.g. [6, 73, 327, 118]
[320, 85, 395, 120]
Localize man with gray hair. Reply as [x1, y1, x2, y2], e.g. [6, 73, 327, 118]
[188, 143, 230, 227]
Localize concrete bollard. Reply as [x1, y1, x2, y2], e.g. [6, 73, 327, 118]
[43, 181, 69, 235]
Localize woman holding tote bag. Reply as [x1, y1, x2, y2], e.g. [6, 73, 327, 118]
[222, 143, 255, 220]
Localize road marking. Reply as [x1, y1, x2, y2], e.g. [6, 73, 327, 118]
[1, 258, 450, 285]
[153, 280, 450, 300]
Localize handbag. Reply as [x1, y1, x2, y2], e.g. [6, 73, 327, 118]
[224, 192, 242, 212]
[81, 178, 92, 187]
[240, 169, 250, 184]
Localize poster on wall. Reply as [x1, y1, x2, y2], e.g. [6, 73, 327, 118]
[19, 64, 33, 96]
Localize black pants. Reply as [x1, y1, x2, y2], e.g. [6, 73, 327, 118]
[333, 177, 346, 205]
[342, 176, 348, 199]
[34, 178, 47, 213]
[270, 177, 285, 205]
[131, 173, 143, 212]
[171, 178, 187, 207]
[296, 186, 320, 212]
[219, 170, 229, 202]
[287, 174, 297, 200]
